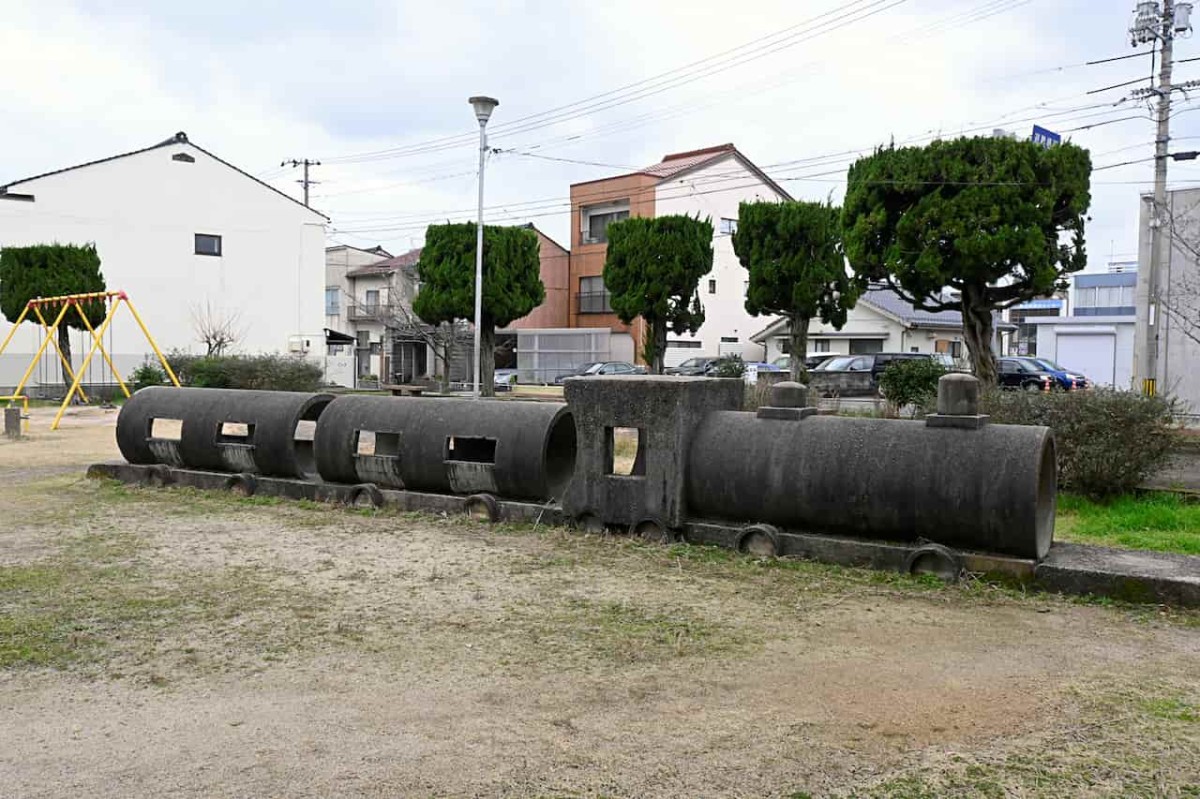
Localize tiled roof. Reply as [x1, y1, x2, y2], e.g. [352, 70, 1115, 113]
[860, 285, 964, 327]
[640, 144, 736, 178]
[346, 247, 422, 278]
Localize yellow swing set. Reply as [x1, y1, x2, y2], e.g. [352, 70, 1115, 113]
[0, 290, 180, 430]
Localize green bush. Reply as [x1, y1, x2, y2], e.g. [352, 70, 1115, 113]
[129, 362, 166, 393]
[878, 359, 947, 412]
[166, 353, 323, 392]
[981, 388, 1180, 498]
[713, 355, 746, 379]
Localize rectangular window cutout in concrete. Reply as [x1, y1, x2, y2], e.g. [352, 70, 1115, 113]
[607, 426, 645, 477]
[294, 419, 317, 442]
[355, 430, 400, 457]
[446, 436, 497, 464]
[217, 422, 254, 443]
[149, 418, 182, 441]
[355, 430, 376, 456]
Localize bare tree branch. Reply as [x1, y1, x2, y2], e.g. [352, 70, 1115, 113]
[192, 302, 243, 356]
[1162, 204, 1200, 348]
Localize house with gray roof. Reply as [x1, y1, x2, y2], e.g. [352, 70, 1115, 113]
[749, 285, 998, 364]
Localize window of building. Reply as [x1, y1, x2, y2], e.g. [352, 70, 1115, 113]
[812, 339, 830, 353]
[364, 289, 380, 311]
[369, 341, 382, 355]
[849, 338, 884, 355]
[325, 287, 339, 316]
[195, 233, 222, 256]
[708, 279, 717, 294]
[357, 331, 370, 349]
[668, 340, 702, 349]
[719, 218, 738, 235]
[720, 336, 739, 343]
[1121, 285, 1134, 306]
[1075, 286, 1096, 307]
[578, 275, 613, 313]
[582, 201, 630, 244]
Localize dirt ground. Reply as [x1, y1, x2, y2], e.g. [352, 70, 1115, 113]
[1, 409, 1199, 798]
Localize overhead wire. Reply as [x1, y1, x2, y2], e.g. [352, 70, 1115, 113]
[321, 0, 900, 165]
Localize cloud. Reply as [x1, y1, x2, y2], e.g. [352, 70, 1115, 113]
[3, 0, 1197, 266]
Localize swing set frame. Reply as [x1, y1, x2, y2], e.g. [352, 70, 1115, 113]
[0, 290, 179, 430]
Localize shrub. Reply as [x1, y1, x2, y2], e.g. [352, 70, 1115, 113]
[981, 388, 1181, 498]
[129, 362, 166, 393]
[713, 355, 746, 379]
[166, 353, 323, 392]
[878, 359, 947, 414]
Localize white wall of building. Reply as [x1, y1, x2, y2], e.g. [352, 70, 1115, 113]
[0, 138, 326, 390]
[654, 156, 787, 364]
[1032, 317, 1135, 389]
[754, 302, 965, 363]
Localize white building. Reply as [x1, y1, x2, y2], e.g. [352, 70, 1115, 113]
[750, 286, 971, 363]
[0, 132, 327, 391]
[324, 246, 436, 386]
[1133, 187, 1200, 416]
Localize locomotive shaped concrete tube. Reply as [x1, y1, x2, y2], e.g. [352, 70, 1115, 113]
[312, 395, 577, 501]
[116, 387, 333, 480]
[109, 375, 1056, 566]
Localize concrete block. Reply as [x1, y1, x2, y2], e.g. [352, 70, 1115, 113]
[561, 376, 742, 529]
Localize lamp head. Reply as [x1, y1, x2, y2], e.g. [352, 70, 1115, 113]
[469, 96, 499, 125]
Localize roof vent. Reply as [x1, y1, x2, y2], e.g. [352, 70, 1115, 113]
[172, 153, 195, 163]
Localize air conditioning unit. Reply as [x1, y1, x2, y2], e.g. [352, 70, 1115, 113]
[287, 336, 309, 354]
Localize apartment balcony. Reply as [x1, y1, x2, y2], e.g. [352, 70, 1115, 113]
[576, 291, 613, 314]
[347, 303, 396, 321]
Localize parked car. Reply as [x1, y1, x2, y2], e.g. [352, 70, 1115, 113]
[665, 356, 719, 376]
[1020, 357, 1090, 390]
[773, 354, 835, 372]
[494, 368, 518, 391]
[997, 358, 1055, 392]
[554, 361, 644, 384]
[810, 352, 941, 397]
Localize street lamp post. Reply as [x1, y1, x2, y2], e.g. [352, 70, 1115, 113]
[469, 95, 499, 399]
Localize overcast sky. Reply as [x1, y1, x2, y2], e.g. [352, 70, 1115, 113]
[5, 0, 1200, 270]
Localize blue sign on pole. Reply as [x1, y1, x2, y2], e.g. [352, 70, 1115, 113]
[1031, 125, 1061, 148]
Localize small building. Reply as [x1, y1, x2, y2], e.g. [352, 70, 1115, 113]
[0, 132, 328, 392]
[1027, 265, 1138, 389]
[750, 286, 972, 363]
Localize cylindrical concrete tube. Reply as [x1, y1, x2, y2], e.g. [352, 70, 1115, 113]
[685, 412, 1056, 559]
[314, 396, 577, 501]
[116, 387, 334, 479]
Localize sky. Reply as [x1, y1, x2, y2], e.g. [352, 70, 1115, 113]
[5, 0, 1200, 272]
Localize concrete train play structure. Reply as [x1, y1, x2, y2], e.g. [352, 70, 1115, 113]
[90, 376, 1199, 604]
[103, 369, 1060, 568]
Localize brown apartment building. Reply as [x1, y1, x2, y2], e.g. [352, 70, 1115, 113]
[564, 144, 787, 364]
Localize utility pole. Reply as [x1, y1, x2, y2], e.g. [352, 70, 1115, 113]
[468, 96, 499, 399]
[1130, 1, 1192, 396]
[281, 158, 321, 207]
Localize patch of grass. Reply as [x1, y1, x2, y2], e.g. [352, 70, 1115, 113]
[0, 523, 322, 673]
[1056, 492, 1200, 554]
[836, 680, 1200, 798]
[495, 596, 752, 667]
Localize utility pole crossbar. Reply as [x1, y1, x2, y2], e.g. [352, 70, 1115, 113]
[281, 158, 321, 208]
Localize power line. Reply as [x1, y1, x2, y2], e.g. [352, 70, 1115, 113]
[321, 0, 908, 165]
[307, 0, 1039, 204]
[330, 99, 1153, 232]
